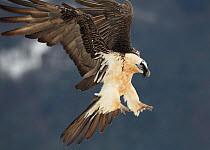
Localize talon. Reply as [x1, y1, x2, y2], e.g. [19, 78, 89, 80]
[137, 103, 153, 112]
[120, 104, 130, 114]
[146, 105, 153, 111]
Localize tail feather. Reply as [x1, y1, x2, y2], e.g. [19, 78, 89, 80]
[60, 96, 125, 147]
[66, 116, 90, 146]
[76, 116, 93, 145]
[106, 112, 113, 125]
[60, 97, 99, 139]
[99, 114, 106, 132]
[85, 114, 100, 140]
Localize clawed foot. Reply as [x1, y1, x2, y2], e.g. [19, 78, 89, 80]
[137, 103, 153, 113]
[118, 103, 153, 116]
[120, 104, 130, 114]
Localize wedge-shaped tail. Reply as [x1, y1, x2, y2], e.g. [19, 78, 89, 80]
[60, 96, 127, 147]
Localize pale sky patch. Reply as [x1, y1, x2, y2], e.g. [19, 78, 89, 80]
[0, 40, 50, 80]
[134, 9, 158, 24]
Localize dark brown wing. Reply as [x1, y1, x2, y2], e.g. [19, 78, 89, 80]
[76, 0, 138, 54]
[0, 0, 109, 79]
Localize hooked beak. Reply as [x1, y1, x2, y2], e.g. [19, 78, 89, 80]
[136, 64, 151, 77]
[143, 69, 151, 77]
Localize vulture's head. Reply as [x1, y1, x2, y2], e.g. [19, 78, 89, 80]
[125, 53, 150, 77]
[136, 59, 151, 77]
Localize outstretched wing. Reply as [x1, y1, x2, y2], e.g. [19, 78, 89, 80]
[76, 0, 138, 54]
[0, 0, 109, 81]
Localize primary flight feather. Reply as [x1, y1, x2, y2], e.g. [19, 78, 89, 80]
[0, 0, 153, 147]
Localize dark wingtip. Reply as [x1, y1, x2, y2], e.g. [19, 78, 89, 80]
[0, 5, 12, 14]
[1, 31, 16, 37]
[60, 132, 65, 139]
[0, 4, 12, 12]
[1, 32, 11, 37]
[0, 18, 7, 23]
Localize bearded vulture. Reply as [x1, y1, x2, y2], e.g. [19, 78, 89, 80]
[0, 0, 153, 147]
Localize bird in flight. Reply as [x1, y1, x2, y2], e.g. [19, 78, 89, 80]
[0, 0, 153, 147]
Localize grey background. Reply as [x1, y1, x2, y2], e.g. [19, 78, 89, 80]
[0, 0, 210, 150]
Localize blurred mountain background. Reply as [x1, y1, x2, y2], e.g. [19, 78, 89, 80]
[0, 0, 210, 150]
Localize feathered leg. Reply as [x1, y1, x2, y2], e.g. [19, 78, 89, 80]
[123, 83, 153, 116]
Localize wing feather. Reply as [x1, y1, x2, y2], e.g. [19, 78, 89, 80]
[76, 0, 138, 54]
[0, 0, 110, 88]
[8, 0, 37, 7]
[0, 15, 35, 23]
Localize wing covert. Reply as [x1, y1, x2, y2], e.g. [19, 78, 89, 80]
[76, 0, 136, 54]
